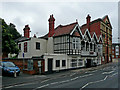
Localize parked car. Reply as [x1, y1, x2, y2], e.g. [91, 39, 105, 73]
[0, 61, 20, 76]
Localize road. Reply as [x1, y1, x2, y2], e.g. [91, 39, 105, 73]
[2, 62, 119, 90]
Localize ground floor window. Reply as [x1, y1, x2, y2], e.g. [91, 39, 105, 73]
[62, 60, 66, 67]
[78, 59, 83, 66]
[56, 60, 60, 67]
[71, 59, 77, 67]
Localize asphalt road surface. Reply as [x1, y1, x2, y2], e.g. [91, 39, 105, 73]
[2, 62, 119, 90]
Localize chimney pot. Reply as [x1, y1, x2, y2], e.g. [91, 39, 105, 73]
[86, 14, 91, 32]
[23, 25, 30, 38]
[48, 14, 55, 37]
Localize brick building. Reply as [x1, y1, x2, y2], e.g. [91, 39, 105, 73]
[112, 43, 120, 59]
[80, 15, 112, 64]
[15, 14, 103, 74]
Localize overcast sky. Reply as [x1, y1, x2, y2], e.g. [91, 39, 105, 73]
[1, 1, 119, 43]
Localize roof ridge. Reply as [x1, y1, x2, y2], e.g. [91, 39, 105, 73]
[58, 22, 77, 27]
[102, 15, 108, 20]
[80, 18, 101, 28]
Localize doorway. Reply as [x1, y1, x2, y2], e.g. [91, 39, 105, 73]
[86, 59, 91, 68]
[48, 58, 53, 73]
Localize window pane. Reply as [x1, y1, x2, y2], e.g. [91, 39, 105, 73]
[24, 42, 27, 52]
[78, 59, 83, 66]
[56, 60, 60, 67]
[62, 60, 66, 67]
[36, 42, 40, 50]
[71, 59, 77, 67]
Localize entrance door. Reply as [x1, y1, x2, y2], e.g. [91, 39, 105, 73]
[48, 58, 53, 73]
[86, 59, 91, 68]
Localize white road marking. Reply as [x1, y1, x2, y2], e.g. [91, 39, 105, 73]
[91, 70, 98, 73]
[70, 73, 76, 76]
[59, 80, 70, 84]
[35, 84, 50, 89]
[50, 82, 58, 85]
[3, 82, 35, 89]
[71, 77, 78, 81]
[109, 73, 118, 77]
[79, 74, 93, 78]
[34, 74, 93, 89]
[81, 83, 89, 89]
[80, 76, 108, 90]
[102, 71, 114, 75]
[85, 70, 98, 73]
[41, 79, 50, 83]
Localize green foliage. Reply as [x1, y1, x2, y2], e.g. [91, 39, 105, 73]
[1, 18, 21, 55]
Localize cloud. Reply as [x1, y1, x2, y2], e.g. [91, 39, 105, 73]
[1, 2, 118, 42]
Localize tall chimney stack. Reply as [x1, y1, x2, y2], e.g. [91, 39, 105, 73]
[48, 14, 55, 37]
[23, 25, 30, 38]
[86, 14, 91, 31]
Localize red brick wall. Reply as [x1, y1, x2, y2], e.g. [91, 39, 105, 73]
[2, 59, 45, 74]
[81, 22, 101, 35]
[89, 22, 101, 35]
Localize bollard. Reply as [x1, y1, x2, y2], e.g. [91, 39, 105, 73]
[14, 69, 17, 78]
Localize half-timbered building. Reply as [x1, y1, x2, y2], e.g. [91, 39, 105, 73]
[17, 14, 103, 73]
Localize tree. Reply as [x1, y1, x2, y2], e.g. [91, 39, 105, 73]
[8, 23, 21, 40]
[1, 18, 21, 58]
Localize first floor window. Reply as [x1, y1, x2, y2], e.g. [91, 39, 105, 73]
[72, 37, 80, 49]
[24, 42, 27, 52]
[62, 60, 66, 67]
[36, 42, 40, 50]
[56, 60, 60, 67]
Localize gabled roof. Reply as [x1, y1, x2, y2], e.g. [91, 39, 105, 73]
[80, 15, 112, 39]
[70, 24, 83, 38]
[102, 15, 112, 29]
[81, 15, 112, 29]
[40, 22, 78, 39]
[98, 35, 103, 43]
[54, 22, 77, 36]
[91, 32, 98, 43]
[80, 18, 101, 30]
[15, 36, 29, 42]
[83, 29, 92, 41]
[15, 37, 31, 43]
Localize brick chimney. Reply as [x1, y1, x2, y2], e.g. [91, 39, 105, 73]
[86, 14, 91, 31]
[48, 14, 55, 37]
[23, 25, 30, 38]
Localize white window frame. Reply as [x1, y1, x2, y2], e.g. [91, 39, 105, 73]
[72, 37, 80, 49]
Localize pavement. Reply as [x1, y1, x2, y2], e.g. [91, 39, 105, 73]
[2, 62, 119, 89]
